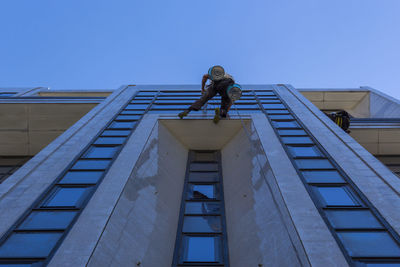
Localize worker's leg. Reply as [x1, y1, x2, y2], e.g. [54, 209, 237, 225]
[220, 96, 232, 118]
[178, 86, 216, 119]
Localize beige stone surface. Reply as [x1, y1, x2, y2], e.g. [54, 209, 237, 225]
[0, 104, 28, 130]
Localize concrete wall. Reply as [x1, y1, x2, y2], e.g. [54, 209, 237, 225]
[86, 121, 188, 266]
[222, 125, 306, 267]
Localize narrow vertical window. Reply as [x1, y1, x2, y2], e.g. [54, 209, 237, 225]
[173, 150, 229, 266]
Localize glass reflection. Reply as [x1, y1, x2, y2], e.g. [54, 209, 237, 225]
[315, 187, 359, 206]
[182, 236, 221, 262]
[185, 202, 221, 215]
[183, 216, 221, 233]
[188, 185, 216, 200]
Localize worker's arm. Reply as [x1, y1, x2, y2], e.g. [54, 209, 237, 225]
[201, 74, 209, 94]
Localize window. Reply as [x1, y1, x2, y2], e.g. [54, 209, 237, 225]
[182, 216, 221, 233]
[287, 146, 323, 158]
[125, 104, 148, 110]
[269, 114, 294, 120]
[71, 160, 111, 170]
[187, 185, 218, 200]
[83, 146, 119, 159]
[314, 186, 360, 207]
[189, 163, 219, 172]
[0, 233, 62, 258]
[17, 211, 77, 230]
[337, 232, 400, 257]
[151, 104, 191, 110]
[120, 110, 145, 115]
[101, 130, 131, 137]
[295, 159, 333, 169]
[282, 137, 313, 144]
[41, 187, 92, 208]
[301, 170, 344, 183]
[116, 115, 141, 121]
[94, 137, 126, 145]
[185, 202, 221, 215]
[325, 210, 383, 229]
[278, 129, 308, 136]
[272, 121, 300, 129]
[181, 235, 222, 263]
[188, 172, 219, 182]
[265, 109, 289, 115]
[262, 103, 286, 109]
[59, 171, 103, 184]
[108, 121, 136, 129]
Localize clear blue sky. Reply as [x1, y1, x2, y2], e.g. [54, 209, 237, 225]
[1, 0, 399, 99]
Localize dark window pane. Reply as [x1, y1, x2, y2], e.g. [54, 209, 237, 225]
[188, 172, 219, 182]
[295, 159, 333, 169]
[120, 110, 145, 115]
[154, 99, 193, 104]
[278, 129, 308, 136]
[0, 232, 62, 258]
[301, 170, 345, 183]
[282, 137, 313, 144]
[101, 130, 131, 137]
[183, 216, 221, 233]
[325, 210, 383, 229]
[72, 160, 110, 170]
[42, 187, 92, 207]
[337, 232, 400, 257]
[272, 121, 300, 129]
[194, 152, 216, 162]
[260, 100, 281, 104]
[314, 187, 360, 206]
[258, 96, 279, 100]
[181, 236, 222, 262]
[185, 202, 221, 215]
[83, 146, 119, 159]
[18, 211, 77, 230]
[269, 115, 294, 120]
[94, 137, 126, 145]
[0, 167, 13, 174]
[0, 264, 38, 266]
[156, 96, 198, 100]
[188, 185, 217, 200]
[363, 263, 400, 266]
[189, 163, 218, 172]
[151, 104, 190, 110]
[108, 121, 136, 129]
[129, 100, 151, 104]
[287, 146, 322, 158]
[116, 115, 141, 121]
[263, 104, 286, 109]
[59, 171, 103, 184]
[232, 104, 259, 109]
[265, 110, 289, 114]
[234, 99, 257, 104]
[133, 96, 153, 100]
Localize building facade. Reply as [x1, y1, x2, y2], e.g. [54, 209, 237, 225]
[0, 85, 399, 266]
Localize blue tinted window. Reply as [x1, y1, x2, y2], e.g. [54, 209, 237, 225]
[59, 171, 103, 184]
[133, 96, 153, 100]
[287, 146, 322, 157]
[234, 99, 257, 104]
[101, 130, 131, 137]
[185, 202, 221, 215]
[282, 137, 313, 144]
[233, 104, 259, 109]
[151, 104, 190, 110]
[189, 172, 219, 182]
[315, 187, 360, 206]
[301, 170, 345, 183]
[42, 187, 91, 207]
[295, 159, 333, 169]
[269, 115, 294, 120]
[120, 110, 144, 115]
[258, 96, 279, 100]
[337, 232, 400, 257]
[136, 91, 157, 96]
[156, 96, 198, 100]
[265, 110, 289, 114]
[190, 163, 218, 172]
[125, 104, 148, 110]
[183, 216, 221, 233]
[255, 91, 275, 96]
[272, 121, 300, 128]
[129, 100, 151, 104]
[161, 92, 200, 96]
[94, 137, 126, 145]
[83, 146, 119, 159]
[188, 185, 217, 200]
[116, 115, 141, 121]
[194, 152, 216, 162]
[363, 263, 400, 266]
[108, 121, 136, 129]
[155, 99, 193, 104]
[181, 236, 222, 262]
[326, 210, 383, 229]
[278, 129, 308, 136]
[260, 100, 281, 104]
[0, 232, 62, 258]
[263, 104, 286, 109]
[18, 211, 77, 230]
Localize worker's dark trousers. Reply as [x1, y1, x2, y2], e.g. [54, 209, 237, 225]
[189, 78, 234, 116]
